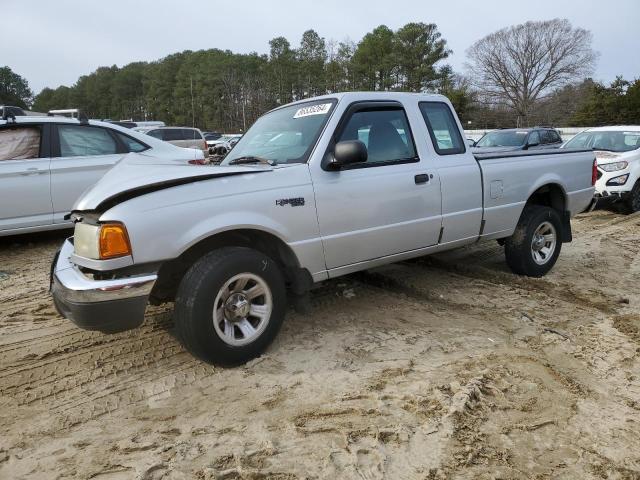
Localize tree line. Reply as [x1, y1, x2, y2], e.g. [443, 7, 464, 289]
[29, 23, 459, 132]
[2, 19, 639, 132]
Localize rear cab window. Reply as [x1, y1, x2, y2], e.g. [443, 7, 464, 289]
[0, 125, 42, 161]
[419, 102, 465, 155]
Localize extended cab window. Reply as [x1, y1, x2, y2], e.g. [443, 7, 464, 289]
[419, 102, 465, 155]
[0, 126, 41, 161]
[337, 107, 416, 164]
[58, 125, 118, 157]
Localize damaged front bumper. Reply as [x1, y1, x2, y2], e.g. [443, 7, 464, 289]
[51, 238, 157, 333]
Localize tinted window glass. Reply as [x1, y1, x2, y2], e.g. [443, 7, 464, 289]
[163, 129, 184, 141]
[337, 108, 416, 164]
[115, 132, 148, 153]
[0, 126, 41, 160]
[540, 130, 553, 144]
[550, 130, 561, 143]
[58, 125, 117, 157]
[529, 131, 540, 145]
[419, 102, 465, 155]
[182, 129, 202, 140]
[147, 129, 163, 139]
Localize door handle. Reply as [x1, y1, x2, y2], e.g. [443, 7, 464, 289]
[414, 174, 430, 184]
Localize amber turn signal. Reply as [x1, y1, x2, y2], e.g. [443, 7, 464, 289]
[99, 223, 132, 259]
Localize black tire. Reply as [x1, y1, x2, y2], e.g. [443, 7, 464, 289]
[174, 247, 286, 366]
[504, 205, 563, 277]
[625, 180, 640, 214]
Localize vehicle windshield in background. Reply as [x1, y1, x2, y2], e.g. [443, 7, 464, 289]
[475, 130, 528, 147]
[222, 100, 336, 166]
[564, 131, 640, 152]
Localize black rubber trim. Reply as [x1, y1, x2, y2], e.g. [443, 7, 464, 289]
[561, 211, 572, 243]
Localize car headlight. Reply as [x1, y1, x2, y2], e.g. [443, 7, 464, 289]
[606, 174, 629, 186]
[74, 222, 132, 260]
[599, 161, 628, 172]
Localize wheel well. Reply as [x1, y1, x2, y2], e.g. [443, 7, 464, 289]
[150, 229, 312, 304]
[526, 184, 566, 213]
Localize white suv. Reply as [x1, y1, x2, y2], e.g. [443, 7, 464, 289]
[563, 126, 640, 212]
[0, 115, 205, 236]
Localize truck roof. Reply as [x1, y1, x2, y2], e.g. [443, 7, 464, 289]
[281, 91, 450, 108]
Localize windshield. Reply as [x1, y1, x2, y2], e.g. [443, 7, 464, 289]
[564, 131, 640, 152]
[476, 130, 528, 147]
[222, 100, 336, 165]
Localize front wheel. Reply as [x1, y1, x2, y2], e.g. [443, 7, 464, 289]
[504, 205, 563, 277]
[625, 180, 640, 213]
[174, 247, 286, 366]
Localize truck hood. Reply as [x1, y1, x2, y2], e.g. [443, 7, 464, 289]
[73, 153, 273, 212]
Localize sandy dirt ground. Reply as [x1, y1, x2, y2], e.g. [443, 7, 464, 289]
[1, 209, 639, 479]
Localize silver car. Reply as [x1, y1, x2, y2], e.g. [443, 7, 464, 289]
[0, 116, 205, 236]
[139, 127, 208, 156]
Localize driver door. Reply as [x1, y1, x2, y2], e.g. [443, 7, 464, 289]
[310, 102, 442, 271]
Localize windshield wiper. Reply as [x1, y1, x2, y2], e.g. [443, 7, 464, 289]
[228, 156, 275, 166]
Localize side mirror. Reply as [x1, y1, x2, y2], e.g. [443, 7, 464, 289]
[526, 140, 540, 149]
[327, 140, 367, 170]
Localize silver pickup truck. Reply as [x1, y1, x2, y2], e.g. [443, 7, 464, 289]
[51, 92, 596, 365]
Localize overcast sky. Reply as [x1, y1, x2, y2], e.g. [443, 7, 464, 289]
[4, 0, 640, 93]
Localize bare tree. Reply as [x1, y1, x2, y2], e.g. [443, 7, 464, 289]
[466, 19, 597, 124]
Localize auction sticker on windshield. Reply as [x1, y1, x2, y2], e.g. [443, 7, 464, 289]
[294, 103, 332, 119]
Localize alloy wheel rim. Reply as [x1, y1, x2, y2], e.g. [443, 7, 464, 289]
[531, 221, 557, 265]
[212, 273, 272, 346]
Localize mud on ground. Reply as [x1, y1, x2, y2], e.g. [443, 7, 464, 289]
[1, 210, 639, 479]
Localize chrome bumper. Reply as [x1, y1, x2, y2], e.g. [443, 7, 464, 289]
[51, 238, 158, 333]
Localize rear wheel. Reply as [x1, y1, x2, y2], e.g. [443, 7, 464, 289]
[504, 205, 562, 277]
[174, 247, 286, 366]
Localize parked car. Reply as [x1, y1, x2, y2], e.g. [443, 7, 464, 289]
[203, 132, 223, 152]
[52, 92, 595, 365]
[207, 133, 242, 154]
[563, 126, 640, 212]
[1, 105, 26, 118]
[211, 135, 242, 156]
[139, 126, 208, 156]
[0, 115, 205, 236]
[107, 120, 165, 130]
[473, 127, 563, 153]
